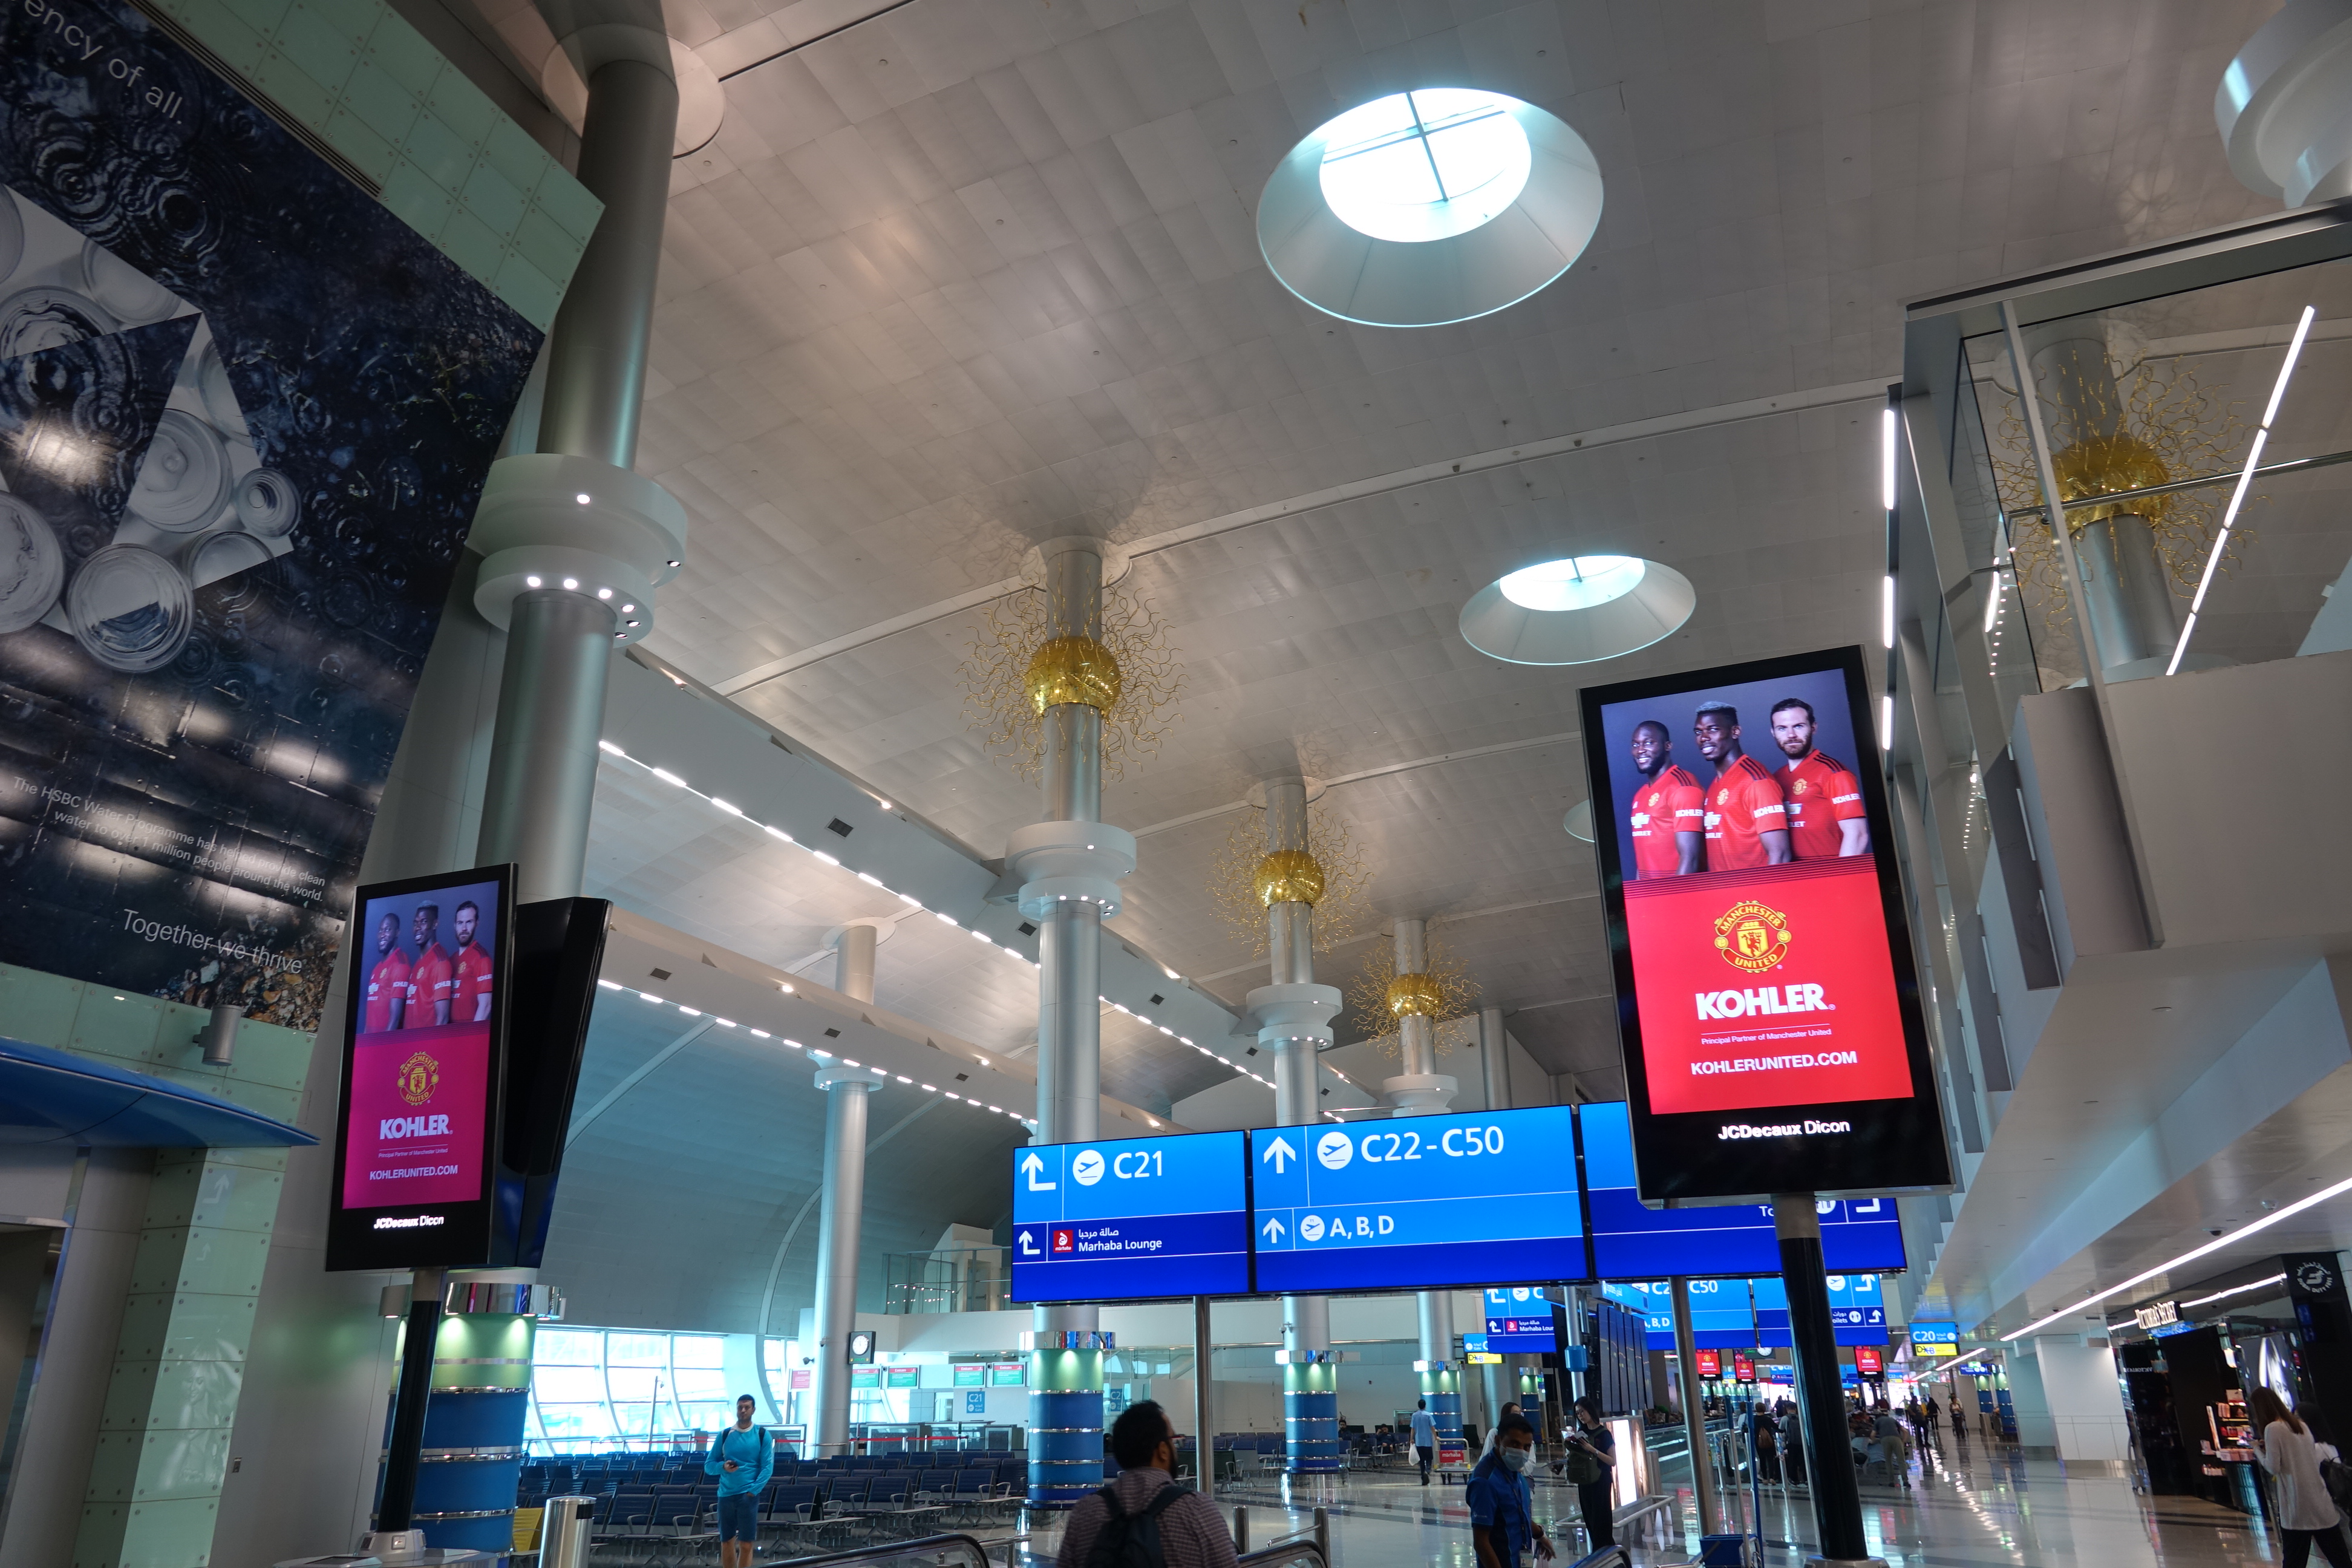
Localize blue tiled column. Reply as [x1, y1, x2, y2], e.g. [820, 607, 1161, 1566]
[1027, 1339, 1104, 1507]
[1283, 1356, 1340, 1473]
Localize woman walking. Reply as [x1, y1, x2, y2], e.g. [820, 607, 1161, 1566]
[2251, 1388, 2350, 1568]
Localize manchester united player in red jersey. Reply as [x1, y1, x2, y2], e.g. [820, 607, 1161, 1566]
[450, 900, 494, 1023]
[1693, 702, 1791, 869]
[1627, 720, 1705, 877]
[1768, 697, 1870, 858]
[406, 903, 454, 1027]
[362, 912, 410, 1033]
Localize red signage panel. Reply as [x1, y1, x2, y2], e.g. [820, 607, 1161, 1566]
[1694, 1349, 1721, 1377]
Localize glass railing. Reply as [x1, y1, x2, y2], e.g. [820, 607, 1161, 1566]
[1950, 263, 2352, 693]
[766, 1532, 996, 1568]
[883, 1248, 1012, 1315]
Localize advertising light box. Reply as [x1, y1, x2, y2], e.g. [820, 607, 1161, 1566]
[1582, 1101, 1907, 1278]
[1252, 1106, 1590, 1293]
[327, 866, 514, 1271]
[1010, 1129, 1249, 1302]
[1578, 647, 1950, 1200]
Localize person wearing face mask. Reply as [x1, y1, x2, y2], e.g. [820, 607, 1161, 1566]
[1466, 1412, 1555, 1568]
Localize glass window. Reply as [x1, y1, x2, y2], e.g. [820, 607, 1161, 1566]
[607, 1333, 667, 1365]
[680, 1401, 734, 1430]
[675, 1368, 731, 1401]
[539, 1404, 614, 1442]
[673, 1336, 725, 1368]
[536, 1328, 603, 1364]
[534, 1365, 606, 1403]
[607, 1366, 661, 1403]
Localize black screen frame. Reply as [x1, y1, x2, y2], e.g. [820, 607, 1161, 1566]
[1577, 645, 1952, 1203]
[325, 863, 516, 1271]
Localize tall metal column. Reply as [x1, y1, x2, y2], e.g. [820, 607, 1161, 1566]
[1477, 1005, 1510, 1111]
[1005, 539, 1136, 1508]
[1385, 918, 1462, 1449]
[2013, 321, 2180, 675]
[1670, 1277, 1721, 1537]
[811, 1062, 883, 1456]
[471, 41, 687, 899]
[806, 920, 889, 1455]
[1777, 1197, 1875, 1564]
[1245, 777, 1344, 1475]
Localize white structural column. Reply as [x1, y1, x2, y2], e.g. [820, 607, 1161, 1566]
[809, 920, 888, 1455]
[1385, 918, 1463, 1447]
[2007, 1337, 2132, 1465]
[1243, 777, 1344, 1474]
[1006, 539, 1135, 1506]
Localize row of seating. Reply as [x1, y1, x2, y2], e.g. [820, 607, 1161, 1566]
[579, 1467, 1021, 1552]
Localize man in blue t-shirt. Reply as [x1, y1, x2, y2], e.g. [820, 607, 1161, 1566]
[1466, 1413, 1556, 1568]
[1411, 1400, 1439, 1485]
[705, 1395, 774, 1568]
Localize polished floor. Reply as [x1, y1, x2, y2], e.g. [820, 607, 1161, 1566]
[989, 1429, 2284, 1568]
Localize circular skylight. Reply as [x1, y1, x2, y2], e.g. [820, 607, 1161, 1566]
[1257, 88, 1602, 328]
[1459, 555, 1694, 665]
[1317, 90, 1533, 244]
[1498, 555, 1645, 612]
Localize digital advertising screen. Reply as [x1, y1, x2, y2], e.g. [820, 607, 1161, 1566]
[1009, 1130, 1250, 1302]
[1581, 1100, 1907, 1278]
[327, 866, 513, 1270]
[1578, 647, 1950, 1201]
[1251, 1106, 1591, 1293]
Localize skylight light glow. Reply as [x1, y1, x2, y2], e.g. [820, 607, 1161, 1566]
[1318, 89, 1532, 244]
[1497, 555, 1645, 613]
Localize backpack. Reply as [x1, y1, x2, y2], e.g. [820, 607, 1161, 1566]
[1562, 1439, 1603, 1486]
[1086, 1481, 1183, 1568]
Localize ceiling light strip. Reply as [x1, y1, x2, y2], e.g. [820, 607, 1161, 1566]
[596, 738, 1262, 1094]
[2003, 1169, 2352, 1340]
[2168, 304, 2314, 677]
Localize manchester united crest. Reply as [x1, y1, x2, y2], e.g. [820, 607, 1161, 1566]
[1713, 900, 1793, 972]
[396, 1051, 441, 1106]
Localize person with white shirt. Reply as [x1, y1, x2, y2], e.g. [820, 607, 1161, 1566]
[2252, 1387, 2350, 1568]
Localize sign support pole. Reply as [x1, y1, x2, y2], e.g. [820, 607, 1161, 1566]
[376, 1266, 445, 1535]
[1192, 1295, 1214, 1500]
[1669, 1276, 1720, 1538]
[1776, 1196, 1880, 1566]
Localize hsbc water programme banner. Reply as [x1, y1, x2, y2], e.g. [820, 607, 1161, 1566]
[1579, 647, 1950, 1201]
[0, 0, 539, 1030]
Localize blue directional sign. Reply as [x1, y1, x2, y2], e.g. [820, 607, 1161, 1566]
[1483, 1287, 1561, 1353]
[1579, 1102, 1907, 1278]
[1250, 1108, 1590, 1293]
[1627, 1279, 1756, 1350]
[1828, 1272, 1889, 1345]
[1009, 1130, 1249, 1302]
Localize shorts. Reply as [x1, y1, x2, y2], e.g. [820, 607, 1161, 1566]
[716, 1489, 760, 1542]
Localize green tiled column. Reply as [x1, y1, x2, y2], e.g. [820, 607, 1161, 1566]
[74, 1147, 287, 1568]
[0, 963, 314, 1568]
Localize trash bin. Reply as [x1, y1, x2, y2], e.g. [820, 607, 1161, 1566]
[540, 1495, 597, 1568]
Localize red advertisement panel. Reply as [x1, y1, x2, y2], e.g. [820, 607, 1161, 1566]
[341, 1020, 494, 1209]
[1854, 1347, 1884, 1376]
[1733, 1353, 1757, 1382]
[1624, 857, 1914, 1115]
[1694, 1349, 1721, 1377]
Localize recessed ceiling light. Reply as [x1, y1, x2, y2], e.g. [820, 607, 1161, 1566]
[526, 575, 541, 587]
[1500, 556, 1644, 612]
[575, 492, 591, 504]
[562, 577, 578, 590]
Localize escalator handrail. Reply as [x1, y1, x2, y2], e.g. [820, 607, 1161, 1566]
[1239, 1542, 1327, 1568]
[768, 1530, 998, 1568]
